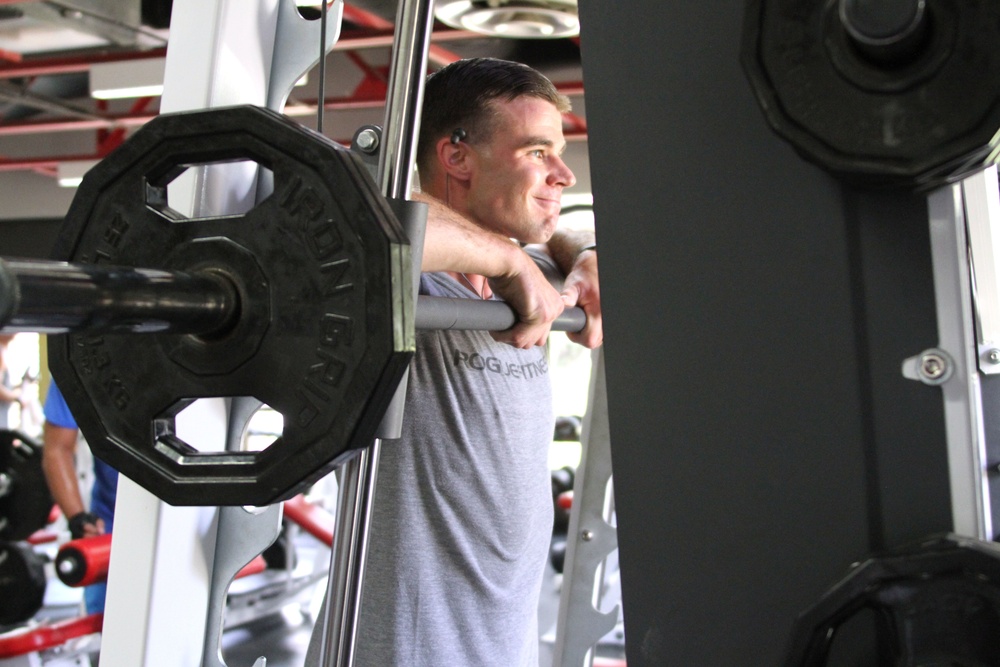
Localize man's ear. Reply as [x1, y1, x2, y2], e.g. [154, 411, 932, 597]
[435, 136, 472, 182]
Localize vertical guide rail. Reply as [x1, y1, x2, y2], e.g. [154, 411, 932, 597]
[374, 0, 434, 202]
[925, 182, 991, 539]
[316, 0, 434, 664]
[552, 349, 620, 667]
[959, 167, 1000, 536]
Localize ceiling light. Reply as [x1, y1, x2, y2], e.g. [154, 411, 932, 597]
[90, 58, 166, 100]
[435, 0, 579, 39]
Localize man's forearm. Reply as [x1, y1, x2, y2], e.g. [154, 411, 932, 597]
[543, 228, 596, 277]
[41, 423, 87, 520]
[413, 191, 524, 277]
[411, 191, 570, 348]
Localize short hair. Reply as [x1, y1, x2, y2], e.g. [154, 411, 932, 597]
[416, 58, 571, 176]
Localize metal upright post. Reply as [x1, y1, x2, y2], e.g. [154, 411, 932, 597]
[910, 167, 1000, 540]
[552, 349, 621, 667]
[922, 182, 991, 539]
[316, 0, 434, 664]
[99, 2, 280, 663]
[98, 2, 342, 665]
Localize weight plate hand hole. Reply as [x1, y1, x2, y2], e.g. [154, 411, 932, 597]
[147, 159, 274, 222]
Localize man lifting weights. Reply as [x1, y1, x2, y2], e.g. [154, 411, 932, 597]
[309, 57, 601, 666]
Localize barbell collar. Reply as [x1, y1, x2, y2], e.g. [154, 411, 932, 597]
[0, 258, 239, 336]
[0, 258, 586, 336]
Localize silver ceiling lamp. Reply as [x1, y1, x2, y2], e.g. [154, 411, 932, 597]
[434, 0, 579, 39]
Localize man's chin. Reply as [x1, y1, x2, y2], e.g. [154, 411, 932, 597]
[520, 225, 556, 245]
[496, 215, 558, 244]
[539, 217, 559, 241]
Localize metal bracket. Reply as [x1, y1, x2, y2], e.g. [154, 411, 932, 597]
[267, 0, 343, 113]
[350, 125, 383, 183]
[201, 504, 283, 667]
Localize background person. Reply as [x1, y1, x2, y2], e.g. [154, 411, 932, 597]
[0, 334, 31, 430]
[41, 381, 118, 614]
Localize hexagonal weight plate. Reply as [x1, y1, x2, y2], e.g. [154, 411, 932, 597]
[48, 105, 414, 507]
[786, 534, 1000, 665]
[0, 430, 52, 541]
[741, 0, 1000, 190]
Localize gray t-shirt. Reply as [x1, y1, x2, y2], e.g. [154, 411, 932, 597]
[354, 271, 555, 666]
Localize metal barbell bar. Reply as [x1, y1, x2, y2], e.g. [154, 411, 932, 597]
[0, 257, 586, 336]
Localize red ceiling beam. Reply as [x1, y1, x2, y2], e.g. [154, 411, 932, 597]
[0, 80, 585, 137]
[0, 153, 90, 172]
[0, 48, 168, 79]
[0, 113, 157, 137]
[0, 126, 590, 173]
[340, 4, 461, 67]
[0, 25, 484, 81]
[0, 0, 414, 80]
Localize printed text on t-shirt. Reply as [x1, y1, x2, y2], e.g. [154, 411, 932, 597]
[451, 349, 548, 379]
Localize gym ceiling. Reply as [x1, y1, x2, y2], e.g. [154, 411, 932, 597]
[0, 0, 592, 219]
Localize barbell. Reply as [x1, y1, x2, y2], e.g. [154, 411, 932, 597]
[0, 260, 586, 337]
[0, 104, 585, 508]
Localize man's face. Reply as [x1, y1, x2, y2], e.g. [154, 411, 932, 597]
[464, 96, 576, 244]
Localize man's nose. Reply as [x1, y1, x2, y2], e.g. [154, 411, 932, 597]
[550, 155, 576, 188]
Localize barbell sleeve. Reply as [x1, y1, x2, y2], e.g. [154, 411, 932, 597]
[0, 258, 587, 335]
[0, 258, 239, 336]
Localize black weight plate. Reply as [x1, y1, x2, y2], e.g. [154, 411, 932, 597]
[0, 431, 52, 541]
[48, 106, 414, 507]
[742, 0, 1000, 189]
[785, 534, 1000, 666]
[0, 540, 46, 626]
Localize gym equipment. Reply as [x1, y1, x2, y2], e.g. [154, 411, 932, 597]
[54, 533, 113, 588]
[29, 0, 594, 665]
[0, 103, 586, 508]
[0, 613, 103, 661]
[742, 0, 1000, 189]
[785, 534, 1000, 666]
[283, 494, 335, 546]
[549, 466, 575, 574]
[54, 533, 266, 590]
[0, 430, 53, 542]
[0, 540, 46, 627]
[83, 3, 340, 666]
[32, 103, 413, 509]
[0, 261, 586, 337]
[551, 465, 575, 534]
[554, 415, 582, 441]
[551, 350, 622, 666]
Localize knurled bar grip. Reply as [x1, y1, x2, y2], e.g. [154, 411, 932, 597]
[0, 257, 587, 335]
